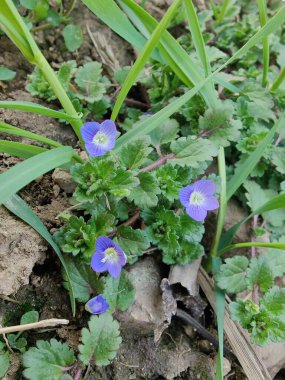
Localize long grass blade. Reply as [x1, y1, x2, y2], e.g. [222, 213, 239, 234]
[116, 6, 285, 148]
[257, 0, 269, 87]
[111, 0, 182, 119]
[0, 140, 47, 158]
[218, 242, 285, 256]
[0, 121, 62, 148]
[0, 147, 75, 205]
[4, 194, 76, 315]
[0, 101, 81, 121]
[271, 66, 285, 92]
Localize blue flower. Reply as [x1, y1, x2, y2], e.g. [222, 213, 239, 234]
[85, 294, 109, 315]
[81, 120, 117, 156]
[91, 237, 127, 278]
[179, 179, 219, 222]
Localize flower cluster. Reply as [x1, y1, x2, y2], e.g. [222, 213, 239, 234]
[82, 121, 219, 315]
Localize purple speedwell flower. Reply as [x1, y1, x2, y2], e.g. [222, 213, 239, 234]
[91, 236, 127, 278]
[81, 120, 117, 157]
[85, 294, 109, 315]
[179, 179, 219, 222]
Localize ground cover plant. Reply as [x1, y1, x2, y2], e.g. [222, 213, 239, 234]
[0, 0, 285, 379]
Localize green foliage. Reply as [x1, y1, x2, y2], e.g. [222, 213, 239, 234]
[62, 256, 105, 302]
[143, 208, 204, 265]
[129, 172, 161, 208]
[71, 155, 139, 204]
[119, 137, 152, 170]
[103, 271, 135, 312]
[0, 66, 16, 81]
[63, 25, 83, 52]
[230, 287, 285, 345]
[215, 256, 249, 293]
[170, 136, 218, 167]
[0, 352, 9, 378]
[198, 101, 242, 148]
[22, 339, 75, 380]
[79, 314, 122, 366]
[246, 256, 274, 293]
[116, 226, 150, 264]
[26, 60, 111, 119]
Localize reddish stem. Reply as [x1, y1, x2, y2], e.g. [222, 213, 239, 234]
[108, 211, 140, 238]
[139, 153, 175, 173]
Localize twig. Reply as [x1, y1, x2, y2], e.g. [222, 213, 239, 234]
[0, 319, 69, 335]
[108, 211, 140, 238]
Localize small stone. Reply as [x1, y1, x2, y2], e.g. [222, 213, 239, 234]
[52, 168, 75, 194]
[198, 339, 213, 354]
[117, 257, 165, 336]
[53, 184, 60, 197]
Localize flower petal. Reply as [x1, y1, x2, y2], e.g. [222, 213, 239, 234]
[186, 205, 207, 222]
[96, 236, 116, 252]
[85, 294, 109, 315]
[204, 196, 219, 211]
[193, 179, 215, 196]
[91, 251, 108, 273]
[107, 261, 122, 278]
[85, 142, 108, 157]
[81, 122, 100, 143]
[179, 185, 194, 207]
[100, 120, 117, 151]
[117, 250, 127, 267]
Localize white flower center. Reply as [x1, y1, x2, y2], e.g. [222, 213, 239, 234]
[93, 131, 108, 145]
[189, 191, 205, 206]
[101, 247, 118, 263]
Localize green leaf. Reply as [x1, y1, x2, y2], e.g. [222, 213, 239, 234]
[116, 225, 150, 264]
[215, 256, 249, 293]
[63, 25, 83, 52]
[0, 147, 74, 205]
[246, 256, 274, 293]
[230, 299, 260, 330]
[0, 101, 81, 121]
[20, 311, 39, 325]
[262, 237, 285, 278]
[103, 271, 135, 312]
[170, 136, 217, 167]
[0, 66, 16, 81]
[75, 62, 108, 102]
[261, 287, 285, 317]
[156, 165, 190, 202]
[0, 140, 47, 159]
[129, 172, 160, 208]
[119, 137, 152, 170]
[149, 118, 179, 146]
[62, 256, 104, 303]
[78, 314, 122, 366]
[0, 121, 61, 148]
[4, 194, 76, 315]
[272, 147, 285, 174]
[0, 352, 9, 377]
[22, 339, 75, 380]
[227, 113, 285, 200]
[20, 0, 37, 9]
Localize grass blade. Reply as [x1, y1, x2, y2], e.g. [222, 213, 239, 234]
[183, 0, 212, 77]
[257, 0, 269, 87]
[0, 121, 62, 148]
[271, 66, 285, 92]
[227, 112, 285, 199]
[4, 194, 76, 315]
[111, 0, 182, 119]
[0, 147, 75, 205]
[0, 140, 47, 158]
[217, 0, 231, 23]
[0, 101, 81, 121]
[116, 6, 285, 148]
[220, 192, 285, 250]
[218, 242, 285, 256]
[118, 0, 218, 107]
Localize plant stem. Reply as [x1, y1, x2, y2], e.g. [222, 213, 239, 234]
[270, 66, 285, 92]
[139, 153, 175, 172]
[35, 52, 83, 142]
[257, 0, 269, 87]
[210, 147, 227, 258]
[217, 241, 285, 256]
